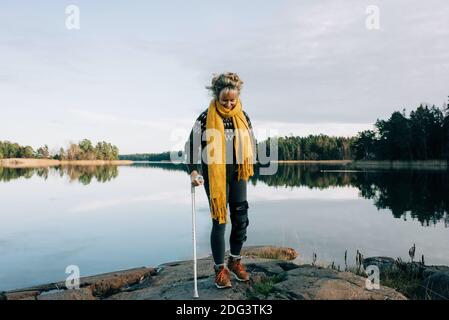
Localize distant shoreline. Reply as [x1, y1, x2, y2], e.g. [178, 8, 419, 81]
[271, 159, 448, 169]
[0, 158, 133, 168]
[351, 160, 448, 169]
[272, 160, 352, 164]
[2, 158, 448, 169]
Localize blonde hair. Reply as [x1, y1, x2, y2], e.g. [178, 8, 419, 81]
[206, 72, 244, 99]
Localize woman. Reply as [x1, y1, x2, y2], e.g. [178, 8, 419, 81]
[184, 72, 257, 289]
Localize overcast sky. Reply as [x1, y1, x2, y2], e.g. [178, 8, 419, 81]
[1, 0, 449, 154]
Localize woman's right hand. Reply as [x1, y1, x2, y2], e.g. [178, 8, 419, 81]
[190, 170, 204, 187]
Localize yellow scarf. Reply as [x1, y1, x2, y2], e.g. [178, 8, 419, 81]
[205, 98, 254, 224]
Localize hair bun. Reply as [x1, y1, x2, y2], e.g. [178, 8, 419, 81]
[206, 72, 244, 99]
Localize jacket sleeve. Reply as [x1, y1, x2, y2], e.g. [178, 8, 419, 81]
[184, 114, 203, 175]
[244, 111, 258, 164]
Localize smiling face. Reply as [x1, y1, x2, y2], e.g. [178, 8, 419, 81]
[218, 89, 239, 109]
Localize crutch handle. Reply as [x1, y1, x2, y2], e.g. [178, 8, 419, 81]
[191, 174, 204, 187]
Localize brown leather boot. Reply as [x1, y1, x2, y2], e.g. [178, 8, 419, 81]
[214, 264, 232, 289]
[227, 255, 250, 282]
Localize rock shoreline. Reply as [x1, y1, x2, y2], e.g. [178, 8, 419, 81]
[0, 246, 413, 300]
[363, 256, 449, 300]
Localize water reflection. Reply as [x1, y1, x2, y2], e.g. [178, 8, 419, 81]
[130, 162, 449, 227]
[1, 162, 448, 227]
[1, 162, 448, 291]
[354, 169, 449, 227]
[0, 165, 119, 185]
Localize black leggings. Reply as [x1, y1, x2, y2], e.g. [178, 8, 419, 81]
[204, 167, 249, 265]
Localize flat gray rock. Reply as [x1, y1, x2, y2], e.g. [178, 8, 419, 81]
[5, 246, 407, 300]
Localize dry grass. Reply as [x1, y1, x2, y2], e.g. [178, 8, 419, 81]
[241, 246, 298, 261]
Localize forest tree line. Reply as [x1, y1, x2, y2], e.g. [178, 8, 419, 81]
[122, 135, 356, 161]
[3, 99, 448, 162]
[119, 152, 172, 161]
[263, 135, 356, 161]
[0, 139, 119, 161]
[122, 100, 449, 162]
[352, 102, 449, 161]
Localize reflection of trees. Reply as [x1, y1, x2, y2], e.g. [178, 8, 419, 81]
[249, 163, 354, 189]
[0, 167, 37, 182]
[55, 166, 119, 184]
[0, 166, 119, 185]
[134, 163, 449, 227]
[2, 162, 448, 227]
[130, 162, 182, 172]
[352, 170, 449, 227]
[130, 162, 355, 189]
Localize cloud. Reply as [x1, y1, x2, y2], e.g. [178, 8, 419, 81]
[129, 0, 449, 124]
[67, 108, 191, 131]
[2, 1, 449, 152]
[253, 120, 373, 138]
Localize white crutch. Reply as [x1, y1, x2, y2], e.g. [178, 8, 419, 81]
[191, 174, 204, 299]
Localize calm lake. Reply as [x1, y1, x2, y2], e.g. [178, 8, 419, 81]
[1, 162, 448, 291]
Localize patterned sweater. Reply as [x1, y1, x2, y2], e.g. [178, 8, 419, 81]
[184, 108, 257, 175]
